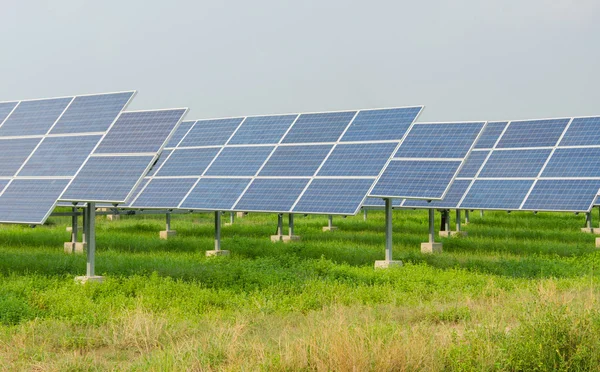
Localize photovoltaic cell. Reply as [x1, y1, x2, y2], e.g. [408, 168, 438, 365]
[394, 123, 484, 159]
[18, 135, 102, 177]
[522, 180, 600, 211]
[559, 117, 600, 146]
[179, 118, 243, 147]
[371, 160, 462, 199]
[496, 119, 569, 148]
[318, 143, 397, 177]
[131, 178, 197, 208]
[259, 145, 332, 177]
[180, 178, 251, 210]
[457, 151, 489, 178]
[165, 120, 194, 148]
[281, 111, 356, 143]
[61, 155, 155, 202]
[50, 92, 134, 134]
[205, 146, 274, 176]
[341, 107, 422, 142]
[459, 180, 533, 210]
[473, 121, 508, 149]
[0, 179, 70, 224]
[95, 109, 187, 153]
[234, 178, 310, 212]
[0, 138, 42, 177]
[228, 115, 298, 145]
[0, 97, 71, 136]
[293, 179, 374, 215]
[156, 148, 219, 177]
[541, 148, 600, 178]
[0, 102, 18, 123]
[478, 149, 551, 178]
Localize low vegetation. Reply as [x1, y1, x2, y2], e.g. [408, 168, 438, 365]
[1, 209, 600, 370]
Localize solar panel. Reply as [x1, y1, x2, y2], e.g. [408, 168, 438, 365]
[370, 121, 486, 200]
[0, 91, 136, 224]
[128, 106, 425, 215]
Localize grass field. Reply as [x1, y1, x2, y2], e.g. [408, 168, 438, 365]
[1, 209, 600, 371]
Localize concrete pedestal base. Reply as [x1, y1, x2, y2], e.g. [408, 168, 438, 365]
[75, 276, 105, 284]
[374, 260, 403, 269]
[236, 212, 246, 218]
[64, 242, 86, 254]
[581, 228, 600, 234]
[421, 242, 443, 254]
[322, 226, 338, 232]
[106, 214, 120, 221]
[439, 231, 468, 237]
[159, 230, 177, 239]
[596, 238, 600, 248]
[270, 235, 301, 243]
[206, 250, 230, 257]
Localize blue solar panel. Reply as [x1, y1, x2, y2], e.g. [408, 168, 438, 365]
[403, 180, 472, 208]
[542, 148, 600, 178]
[0, 97, 71, 136]
[559, 117, 600, 146]
[473, 121, 508, 149]
[61, 155, 155, 202]
[0, 179, 70, 224]
[95, 109, 186, 153]
[18, 135, 102, 177]
[179, 118, 243, 147]
[156, 148, 219, 177]
[50, 92, 134, 134]
[459, 180, 533, 210]
[131, 178, 197, 208]
[522, 180, 600, 211]
[293, 179, 374, 214]
[235, 178, 309, 212]
[259, 145, 332, 177]
[281, 111, 356, 143]
[165, 120, 194, 148]
[121, 178, 150, 207]
[457, 151, 489, 178]
[0, 179, 10, 195]
[0, 138, 42, 177]
[370, 160, 462, 199]
[205, 146, 274, 176]
[478, 149, 551, 178]
[147, 149, 172, 177]
[496, 119, 569, 148]
[0, 102, 18, 123]
[361, 198, 403, 208]
[229, 115, 298, 145]
[318, 143, 397, 177]
[394, 122, 485, 158]
[341, 107, 422, 142]
[180, 178, 251, 210]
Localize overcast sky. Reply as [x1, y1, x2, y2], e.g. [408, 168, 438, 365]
[1, 0, 599, 122]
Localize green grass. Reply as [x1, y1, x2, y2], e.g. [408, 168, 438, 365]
[1, 209, 600, 370]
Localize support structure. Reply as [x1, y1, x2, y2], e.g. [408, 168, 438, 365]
[439, 209, 468, 237]
[64, 207, 85, 254]
[271, 214, 300, 242]
[421, 208, 443, 253]
[224, 212, 235, 226]
[480, 210, 484, 218]
[159, 212, 177, 239]
[375, 198, 403, 268]
[206, 211, 230, 256]
[75, 203, 104, 283]
[581, 212, 600, 234]
[323, 214, 337, 232]
[363, 209, 367, 221]
[464, 210, 470, 224]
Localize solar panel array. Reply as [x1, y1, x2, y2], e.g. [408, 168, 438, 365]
[0, 92, 135, 224]
[125, 107, 427, 215]
[385, 117, 600, 212]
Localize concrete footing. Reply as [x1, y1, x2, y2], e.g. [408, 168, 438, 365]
[64, 242, 86, 254]
[581, 228, 600, 234]
[421, 242, 443, 254]
[206, 250, 230, 257]
[596, 238, 600, 248]
[236, 212, 246, 218]
[374, 260, 403, 269]
[270, 235, 301, 243]
[106, 214, 120, 221]
[439, 231, 468, 237]
[322, 226, 338, 232]
[75, 275, 105, 284]
[159, 230, 177, 239]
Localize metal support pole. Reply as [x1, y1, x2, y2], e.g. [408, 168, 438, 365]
[85, 203, 96, 277]
[328, 215, 333, 229]
[444, 210, 450, 232]
[428, 208, 435, 243]
[440, 210, 446, 231]
[82, 206, 87, 243]
[465, 210, 470, 224]
[166, 213, 171, 231]
[480, 210, 484, 218]
[214, 211, 221, 251]
[71, 207, 77, 244]
[385, 198, 393, 261]
[456, 209, 462, 232]
[277, 214, 283, 236]
[230, 212, 234, 225]
[289, 214, 294, 237]
[363, 209, 367, 221]
[586, 212, 592, 229]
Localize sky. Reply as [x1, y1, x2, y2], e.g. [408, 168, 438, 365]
[1, 0, 599, 122]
